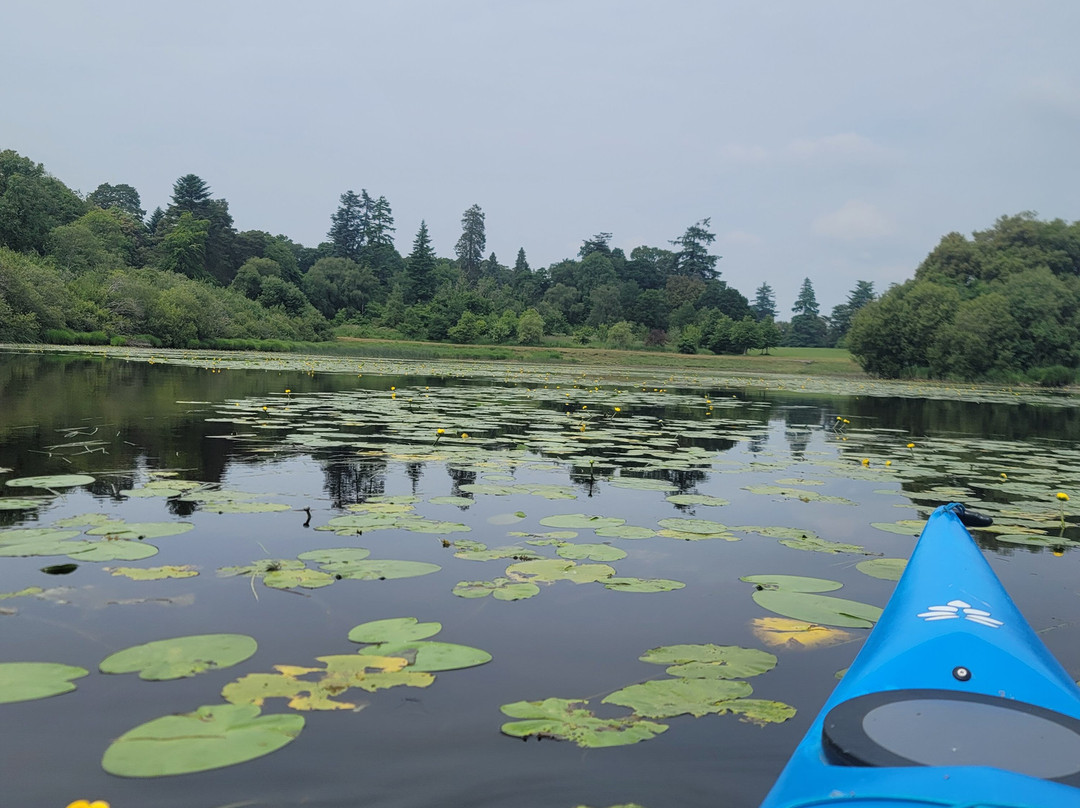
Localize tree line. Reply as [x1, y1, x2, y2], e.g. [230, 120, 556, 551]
[848, 213, 1080, 384]
[0, 148, 874, 352]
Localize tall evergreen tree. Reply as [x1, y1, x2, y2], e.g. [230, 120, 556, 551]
[328, 190, 364, 262]
[405, 220, 437, 304]
[787, 277, 826, 347]
[579, 232, 613, 259]
[828, 280, 876, 346]
[455, 204, 486, 285]
[671, 218, 720, 280]
[169, 174, 212, 217]
[752, 282, 777, 320]
[792, 277, 820, 316]
[365, 195, 395, 246]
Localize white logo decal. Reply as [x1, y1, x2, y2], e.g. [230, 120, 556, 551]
[917, 599, 1003, 628]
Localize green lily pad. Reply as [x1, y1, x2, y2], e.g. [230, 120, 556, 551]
[356, 640, 492, 671]
[0, 497, 48, 510]
[778, 536, 868, 554]
[5, 474, 95, 489]
[0, 586, 44, 600]
[611, 478, 678, 492]
[500, 698, 667, 747]
[856, 558, 908, 581]
[603, 678, 753, 718]
[86, 522, 194, 540]
[347, 617, 443, 644]
[657, 518, 729, 535]
[53, 513, 113, 527]
[100, 634, 258, 680]
[0, 528, 81, 545]
[594, 525, 658, 540]
[203, 501, 292, 514]
[665, 494, 730, 506]
[296, 548, 371, 565]
[539, 514, 626, 530]
[106, 565, 199, 580]
[326, 560, 442, 581]
[603, 577, 685, 593]
[742, 574, 882, 628]
[0, 662, 89, 703]
[639, 645, 777, 678]
[264, 568, 337, 589]
[67, 540, 160, 562]
[452, 578, 542, 601]
[871, 520, 926, 536]
[218, 559, 304, 578]
[454, 544, 541, 562]
[101, 703, 304, 777]
[505, 558, 616, 584]
[742, 485, 856, 505]
[429, 496, 473, 506]
[712, 698, 797, 726]
[555, 542, 627, 562]
[508, 530, 580, 540]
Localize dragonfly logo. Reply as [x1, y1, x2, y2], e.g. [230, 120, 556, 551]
[917, 599, 1003, 628]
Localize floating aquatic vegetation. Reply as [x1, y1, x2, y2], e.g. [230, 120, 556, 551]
[5, 474, 94, 489]
[0, 661, 89, 703]
[855, 558, 907, 581]
[349, 618, 492, 671]
[870, 520, 926, 536]
[499, 698, 668, 747]
[594, 525, 658, 540]
[602, 678, 753, 718]
[638, 644, 777, 679]
[742, 574, 883, 628]
[539, 514, 626, 530]
[451, 541, 541, 562]
[101, 704, 304, 777]
[100, 634, 257, 680]
[665, 494, 730, 506]
[505, 558, 616, 584]
[346, 617, 442, 644]
[602, 577, 685, 593]
[452, 578, 542, 600]
[0, 497, 49, 510]
[105, 565, 199, 580]
[85, 521, 194, 540]
[742, 485, 856, 505]
[0, 586, 44, 600]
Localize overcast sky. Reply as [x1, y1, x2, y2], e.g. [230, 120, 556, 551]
[4, 1, 1078, 312]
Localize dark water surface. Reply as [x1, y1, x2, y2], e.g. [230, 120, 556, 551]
[1, 351, 1078, 808]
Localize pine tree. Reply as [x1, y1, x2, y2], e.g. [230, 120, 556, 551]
[366, 195, 396, 246]
[670, 218, 720, 280]
[792, 277, 820, 316]
[328, 190, 364, 262]
[455, 204, 486, 285]
[406, 220, 437, 304]
[752, 282, 777, 320]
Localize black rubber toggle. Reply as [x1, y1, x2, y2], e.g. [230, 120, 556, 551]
[954, 504, 994, 528]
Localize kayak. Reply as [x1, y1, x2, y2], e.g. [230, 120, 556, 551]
[758, 503, 1080, 808]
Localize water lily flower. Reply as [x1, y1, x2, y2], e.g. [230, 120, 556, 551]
[436, 428, 445, 435]
[614, 407, 621, 413]
[66, 801, 110, 808]
[906, 443, 915, 449]
[461, 432, 469, 439]
[861, 458, 870, 466]
[1058, 492, 1070, 501]
[1000, 473, 1007, 479]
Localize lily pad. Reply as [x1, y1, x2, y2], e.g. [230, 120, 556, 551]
[86, 521, 194, 540]
[106, 565, 199, 580]
[500, 698, 667, 747]
[555, 542, 627, 562]
[327, 559, 442, 581]
[5, 474, 94, 489]
[356, 640, 492, 671]
[856, 558, 908, 581]
[347, 617, 443, 644]
[100, 634, 258, 680]
[101, 703, 304, 777]
[264, 568, 337, 589]
[713, 698, 797, 726]
[505, 559, 616, 584]
[296, 548, 371, 565]
[665, 494, 730, 506]
[539, 514, 626, 530]
[594, 525, 658, 540]
[742, 575, 882, 628]
[603, 577, 685, 593]
[0, 662, 89, 703]
[452, 578, 542, 600]
[742, 485, 856, 505]
[639, 645, 776, 679]
[67, 540, 159, 562]
[0, 497, 48, 511]
[657, 518, 729, 535]
[871, 520, 926, 536]
[602, 678, 753, 718]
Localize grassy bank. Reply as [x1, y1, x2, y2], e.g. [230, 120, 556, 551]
[322, 337, 866, 377]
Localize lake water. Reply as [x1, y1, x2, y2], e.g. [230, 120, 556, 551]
[1, 349, 1078, 808]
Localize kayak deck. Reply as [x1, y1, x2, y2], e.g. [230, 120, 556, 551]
[759, 504, 1080, 808]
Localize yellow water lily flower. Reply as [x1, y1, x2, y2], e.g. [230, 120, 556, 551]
[66, 801, 110, 808]
[1058, 492, 1070, 501]
[461, 432, 469, 439]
